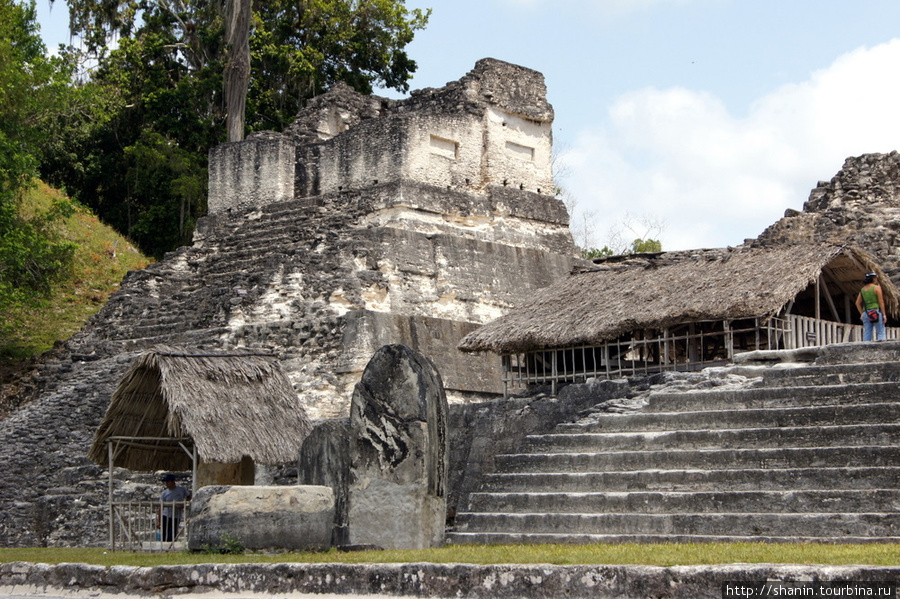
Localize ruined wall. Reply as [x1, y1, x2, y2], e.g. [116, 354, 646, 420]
[209, 58, 555, 215]
[208, 133, 297, 214]
[757, 151, 900, 282]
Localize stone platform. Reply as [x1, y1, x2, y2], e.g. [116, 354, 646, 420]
[2, 561, 898, 599]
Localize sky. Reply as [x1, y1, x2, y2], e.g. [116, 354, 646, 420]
[35, 0, 900, 251]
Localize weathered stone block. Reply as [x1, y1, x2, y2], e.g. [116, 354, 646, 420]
[187, 485, 334, 551]
[348, 344, 448, 549]
[208, 132, 296, 214]
[340, 311, 504, 396]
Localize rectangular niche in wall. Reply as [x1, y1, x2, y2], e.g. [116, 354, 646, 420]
[505, 141, 535, 162]
[429, 135, 459, 159]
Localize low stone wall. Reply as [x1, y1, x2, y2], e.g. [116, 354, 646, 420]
[2, 562, 898, 599]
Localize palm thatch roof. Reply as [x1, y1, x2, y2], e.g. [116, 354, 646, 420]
[89, 346, 312, 471]
[459, 243, 899, 354]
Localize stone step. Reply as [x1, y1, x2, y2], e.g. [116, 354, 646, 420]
[452, 345, 900, 545]
[647, 381, 900, 411]
[735, 341, 900, 369]
[115, 328, 232, 351]
[479, 467, 900, 493]
[494, 445, 900, 472]
[452, 511, 900, 538]
[523, 423, 900, 452]
[465, 489, 900, 514]
[217, 213, 354, 245]
[758, 362, 900, 388]
[213, 228, 317, 253]
[198, 252, 295, 275]
[445, 531, 900, 545]
[558, 403, 900, 433]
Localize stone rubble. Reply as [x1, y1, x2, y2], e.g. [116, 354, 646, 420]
[756, 151, 900, 282]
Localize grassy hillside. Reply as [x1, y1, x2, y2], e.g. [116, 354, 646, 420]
[2, 182, 151, 361]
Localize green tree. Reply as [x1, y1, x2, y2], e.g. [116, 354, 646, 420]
[224, 0, 251, 141]
[630, 238, 662, 254]
[579, 215, 664, 260]
[43, 0, 429, 257]
[581, 246, 613, 260]
[0, 0, 77, 314]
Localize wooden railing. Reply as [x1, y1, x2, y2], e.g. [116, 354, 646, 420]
[784, 314, 900, 348]
[500, 315, 900, 395]
[109, 500, 189, 552]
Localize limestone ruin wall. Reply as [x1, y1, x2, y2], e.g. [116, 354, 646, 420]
[0, 58, 577, 547]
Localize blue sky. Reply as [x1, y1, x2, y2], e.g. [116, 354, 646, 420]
[36, 0, 900, 250]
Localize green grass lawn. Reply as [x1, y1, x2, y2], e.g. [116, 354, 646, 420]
[1, 543, 898, 568]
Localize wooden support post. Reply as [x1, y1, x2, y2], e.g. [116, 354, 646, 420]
[815, 277, 821, 321]
[688, 323, 698, 364]
[108, 441, 115, 552]
[663, 328, 669, 368]
[725, 320, 734, 360]
[755, 317, 760, 350]
[604, 342, 610, 378]
[551, 351, 557, 396]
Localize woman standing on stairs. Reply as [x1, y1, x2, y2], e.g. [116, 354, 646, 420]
[856, 271, 888, 341]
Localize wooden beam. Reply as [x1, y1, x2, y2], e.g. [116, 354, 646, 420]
[819, 273, 841, 322]
[783, 299, 795, 315]
[108, 442, 115, 551]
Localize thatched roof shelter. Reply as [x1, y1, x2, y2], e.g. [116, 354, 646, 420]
[459, 243, 899, 355]
[89, 346, 312, 472]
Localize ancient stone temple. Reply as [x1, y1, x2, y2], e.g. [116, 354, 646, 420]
[0, 58, 576, 547]
[199, 57, 576, 418]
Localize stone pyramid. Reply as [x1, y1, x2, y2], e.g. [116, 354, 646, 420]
[0, 58, 577, 546]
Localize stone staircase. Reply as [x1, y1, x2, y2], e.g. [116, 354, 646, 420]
[447, 345, 900, 544]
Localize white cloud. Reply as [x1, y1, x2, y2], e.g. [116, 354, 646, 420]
[561, 39, 900, 251]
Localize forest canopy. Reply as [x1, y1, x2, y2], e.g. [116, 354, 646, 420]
[39, 0, 429, 257]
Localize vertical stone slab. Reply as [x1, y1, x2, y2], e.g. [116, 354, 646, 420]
[298, 419, 351, 547]
[348, 344, 448, 549]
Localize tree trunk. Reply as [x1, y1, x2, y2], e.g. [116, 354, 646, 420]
[224, 0, 251, 143]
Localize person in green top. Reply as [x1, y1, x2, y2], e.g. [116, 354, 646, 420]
[855, 271, 888, 341]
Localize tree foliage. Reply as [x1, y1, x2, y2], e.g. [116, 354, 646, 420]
[42, 0, 429, 257]
[579, 214, 665, 260]
[0, 0, 78, 312]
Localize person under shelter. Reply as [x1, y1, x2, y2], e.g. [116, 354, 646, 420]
[158, 473, 191, 541]
[856, 271, 888, 341]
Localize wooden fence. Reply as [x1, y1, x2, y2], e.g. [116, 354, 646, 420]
[501, 315, 899, 395]
[109, 500, 189, 552]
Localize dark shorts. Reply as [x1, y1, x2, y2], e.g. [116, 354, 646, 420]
[161, 515, 180, 541]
